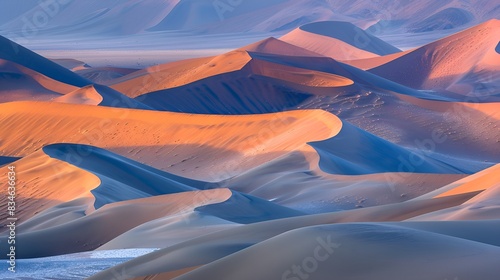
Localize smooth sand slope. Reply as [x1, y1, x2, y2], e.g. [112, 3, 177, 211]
[281, 21, 400, 60]
[223, 146, 465, 213]
[173, 224, 500, 280]
[88, 191, 481, 279]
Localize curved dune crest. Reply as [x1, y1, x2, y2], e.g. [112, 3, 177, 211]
[242, 37, 324, 57]
[110, 41, 354, 99]
[0, 101, 341, 180]
[110, 51, 251, 98]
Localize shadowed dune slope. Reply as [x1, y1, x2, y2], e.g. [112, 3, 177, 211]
[0, 35, 91, 87]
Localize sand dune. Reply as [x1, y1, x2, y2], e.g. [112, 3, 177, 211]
[310, 121, 463, 175]
[0, 102, 340, 180]
[409, 164, 500, 221]
[87, 192, 478, 279]
[128, 54, 355, 114]
[54, 84, 152, 109]
[243, 37, 323, 57]
[109, 53, 247, 98]
[342, 50, 412, 70]
[53, 86, 103, 105]
[76, 66, 138, 84]
[370, 19, 500, 94]
[0, 143, 303, 258]
[224, 146, 466, 213]
[0, 35, 91, 87]
[173, 223, 500, 280]
[1, 189, 232, 258]
[108, 38, 352, 98]
[281, 21, 400, 60]
[0, 58, 77, 103]
[51, 58, 90, 71]
[0, 150, 100, 226]
[52, 58, 138, 84]
[107, 45, 500, 173]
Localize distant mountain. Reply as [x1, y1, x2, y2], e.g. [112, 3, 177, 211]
[0, 0, 498, 38]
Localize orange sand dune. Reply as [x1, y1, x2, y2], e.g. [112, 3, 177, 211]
[246, 57, 353, 87]
[370, 19, 500, 93]
[242, 37, 324, 57]
[109, 52, 247, 98]
[0, 150, 99, 225]
[109, 38, 355, 98]
[0, 101, 341, 180]
[54, 86, 103, 105]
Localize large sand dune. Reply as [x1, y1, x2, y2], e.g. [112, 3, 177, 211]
[281, 21, 400, 60]
[370, 19, 500, 95]
[0, 101, 341, 180]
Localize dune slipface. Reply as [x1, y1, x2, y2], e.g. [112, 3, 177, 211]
[0, 2, 499, 279]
